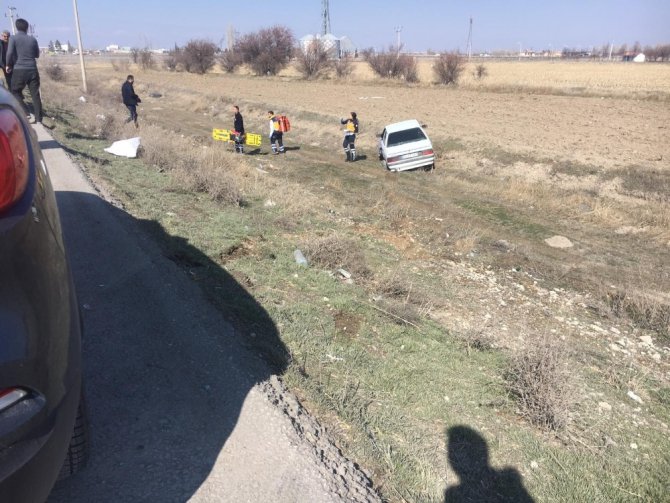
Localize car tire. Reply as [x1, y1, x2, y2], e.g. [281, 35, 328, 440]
[424, 163, 435, 172]
[57, 392, 89, 480]
[378, 150, 384, 161]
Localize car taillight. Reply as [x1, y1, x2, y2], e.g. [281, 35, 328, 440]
[387, 156, 401, 163]
[0, 109, 29, 213]
[0, 387, 28, 412]
[421, 149, 434, 156]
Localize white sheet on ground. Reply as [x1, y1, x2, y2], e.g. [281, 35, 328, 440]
[104, 137, 141, 158]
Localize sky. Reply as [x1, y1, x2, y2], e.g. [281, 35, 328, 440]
[5, 1, 670, 53]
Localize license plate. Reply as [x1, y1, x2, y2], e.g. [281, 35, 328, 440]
[402, 152, 419, 159]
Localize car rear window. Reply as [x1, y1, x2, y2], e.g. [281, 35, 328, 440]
[387, 128, 426, 147]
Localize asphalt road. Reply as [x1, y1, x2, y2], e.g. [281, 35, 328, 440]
[36, 125, 348, 503]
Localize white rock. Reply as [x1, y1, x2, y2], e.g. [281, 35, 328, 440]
[639, 335, 653, 346]
[627, 391, 643, 404]
[630, 443, 638, 450]
[544, 235, 573, 248]
[598, 402, 612, 412]
[530, 461, 539, 470]
[651, 353, 661, 362]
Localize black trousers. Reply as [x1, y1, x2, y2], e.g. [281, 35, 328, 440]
[2, 68, 11, 89]
[10, 68, 41, 122]
[125, 105, 138, 123]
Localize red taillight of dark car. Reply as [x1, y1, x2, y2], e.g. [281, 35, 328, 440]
[0, 109, 29, 213]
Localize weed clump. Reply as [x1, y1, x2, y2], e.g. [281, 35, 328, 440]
[303, 234, 371, 278]
[44, 64, 65, 82]
[505, 336, 573, 430]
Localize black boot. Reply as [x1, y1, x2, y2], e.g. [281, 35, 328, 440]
[345, 151, 351, 162]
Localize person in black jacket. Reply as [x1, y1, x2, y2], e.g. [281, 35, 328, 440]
[0, 31, 11, 89]
[121, 74, 141, 128]
[232, 105, 245, 154]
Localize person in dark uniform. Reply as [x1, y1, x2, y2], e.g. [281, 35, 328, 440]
[121, 74, 141, 128]
[0, 31, 11, 89]
[232, 105, 245, 154]
[340, 112, 359, 162]
[268, 111, 284, 154]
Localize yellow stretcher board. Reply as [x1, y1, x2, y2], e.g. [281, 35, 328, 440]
[212, 129, 262, 147]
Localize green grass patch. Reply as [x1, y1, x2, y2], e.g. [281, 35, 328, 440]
[47, 85, 670, 503]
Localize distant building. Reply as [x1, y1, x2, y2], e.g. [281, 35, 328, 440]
[299, 33, 357, 58]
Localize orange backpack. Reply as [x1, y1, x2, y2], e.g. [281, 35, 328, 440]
[277, 115, 291, 133]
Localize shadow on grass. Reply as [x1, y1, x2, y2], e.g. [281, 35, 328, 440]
[444, 425, 534, 503]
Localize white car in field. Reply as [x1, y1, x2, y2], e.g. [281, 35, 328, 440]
[378, 120, 435, 172]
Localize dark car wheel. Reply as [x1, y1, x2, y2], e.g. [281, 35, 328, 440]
[57, 392, 89, 480]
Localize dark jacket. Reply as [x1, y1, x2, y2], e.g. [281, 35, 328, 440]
[121, 81, 140, 106]
[6, 31, 39, 70]
[0, 39, 8, 68]
[233, 112, 244, 134]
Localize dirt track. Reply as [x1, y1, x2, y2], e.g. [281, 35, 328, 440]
[127, 70, 670, 171]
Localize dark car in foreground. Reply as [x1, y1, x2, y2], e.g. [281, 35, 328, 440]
[0, 87, 87, 501]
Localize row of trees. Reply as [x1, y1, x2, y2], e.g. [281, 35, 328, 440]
[562, 42, 670, 61]
[47, 40, 73, 53]
[158, 26, 471, 85]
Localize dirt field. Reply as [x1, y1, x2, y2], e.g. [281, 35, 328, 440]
[42, 57, 670, 502]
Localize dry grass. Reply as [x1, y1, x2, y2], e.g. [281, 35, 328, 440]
[302, 233, 372, 279]
[40, 60, 670, 502]
[505, 336, 574, 430]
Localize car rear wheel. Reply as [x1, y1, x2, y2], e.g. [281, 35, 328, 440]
[57, 392, 89, 480]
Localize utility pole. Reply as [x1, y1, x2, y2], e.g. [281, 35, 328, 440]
[466, 17, 473, 60]
[6, 6, 17, 34]
[72, 0, 88, 93]
[608, 41, 614, 61]
[321, 0, 331, 35]
[394, 25, 402, 54]
[227, 24, 235, 51]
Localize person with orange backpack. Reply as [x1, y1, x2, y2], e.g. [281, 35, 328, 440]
[267, 110, 285, 154]
[340, 112, 359, 162]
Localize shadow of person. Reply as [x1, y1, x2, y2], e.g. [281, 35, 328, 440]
[444, 426, 534, 503]
[48, 190, 289, 502]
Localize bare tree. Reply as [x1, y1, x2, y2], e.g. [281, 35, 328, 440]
[334, 56, 353, 78]
[139, 48, 155, 70]
[296, 41, 332, 79]
[473, 63, 488, 81]
[182, 39, 217, 74]
[433, 52, 464, 85]
[235, 26, 295, 76]
[218, 49, 242, 73]
[130, 47, 140, 64]
[363, 45, 418, 82]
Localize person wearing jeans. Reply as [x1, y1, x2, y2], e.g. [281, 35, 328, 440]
[121, 75, 141, 128]
[6, 18, 42, 124]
